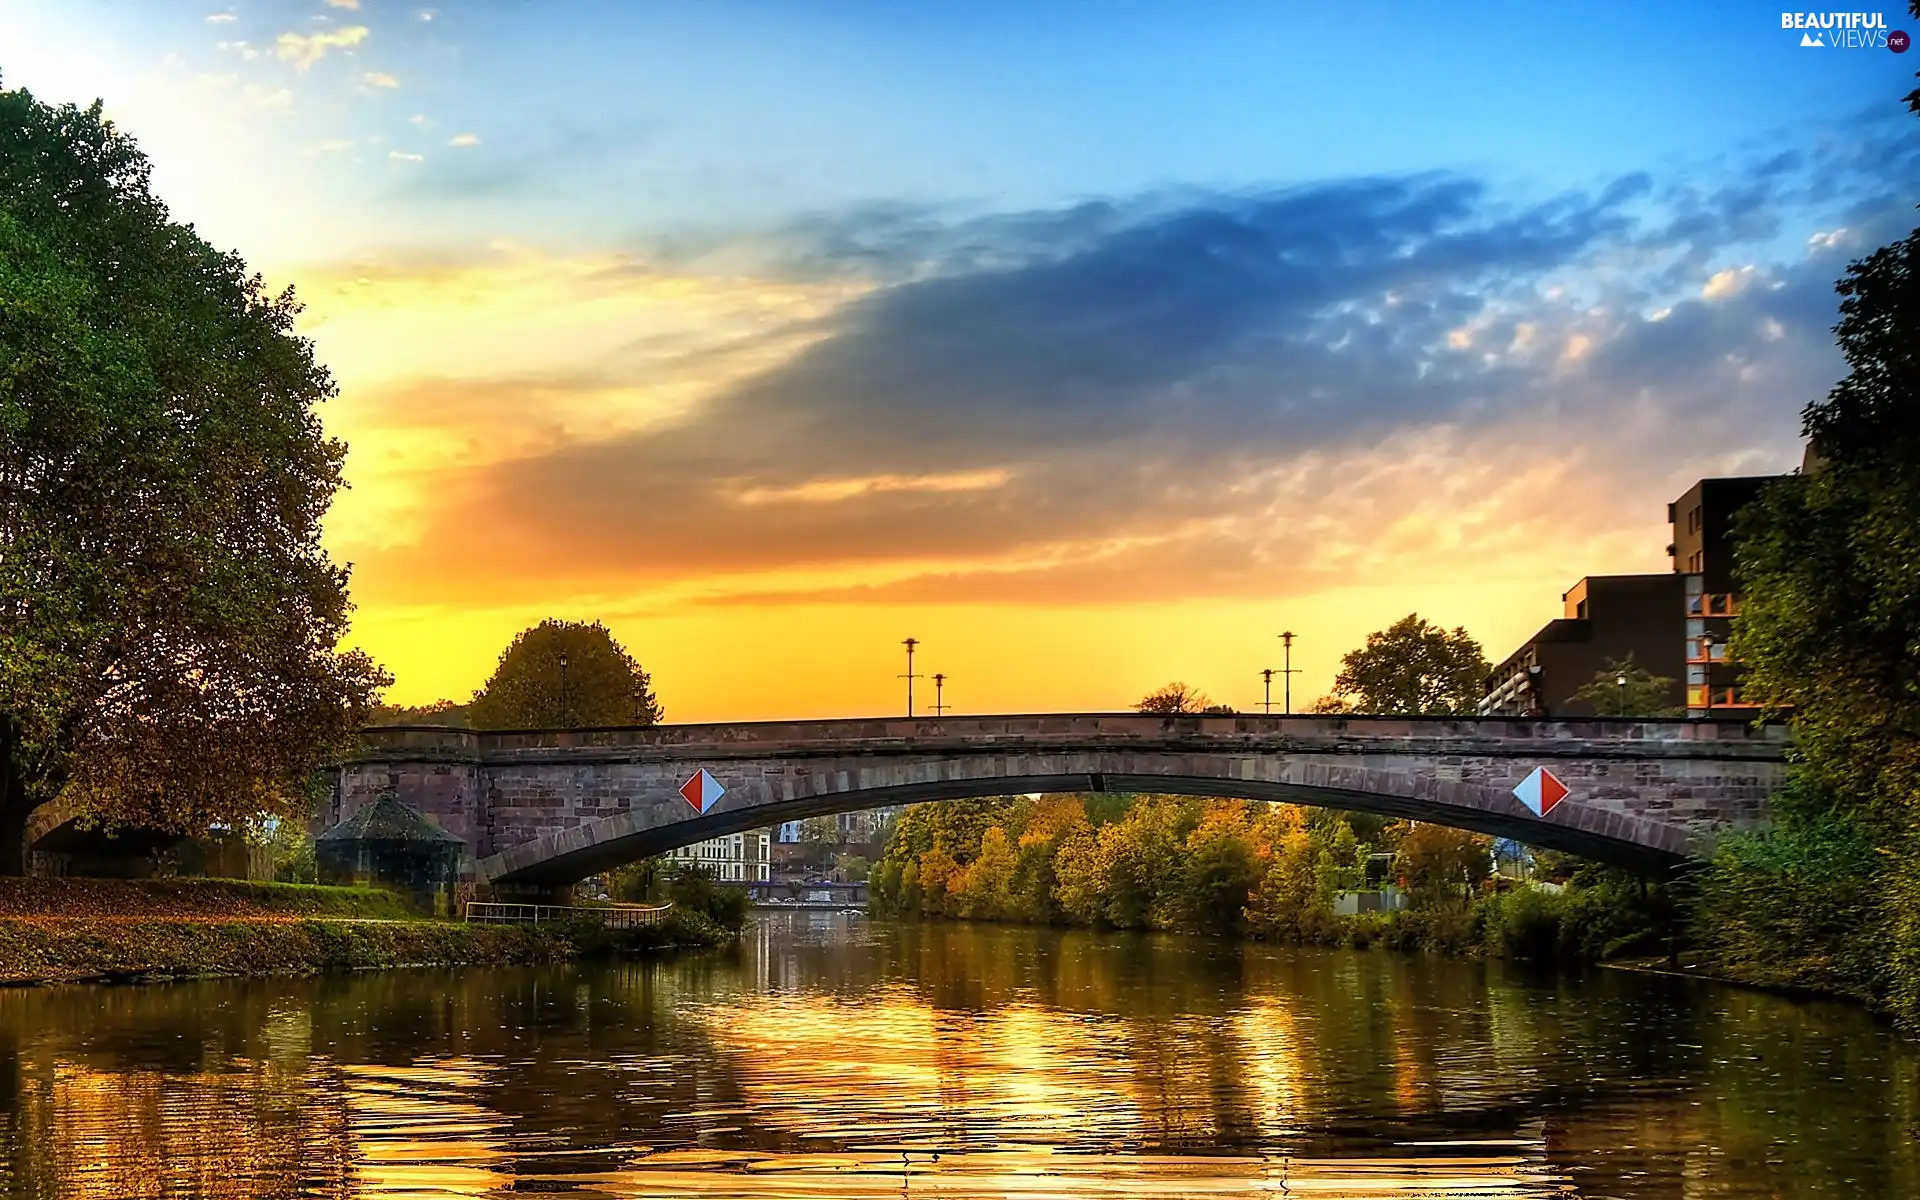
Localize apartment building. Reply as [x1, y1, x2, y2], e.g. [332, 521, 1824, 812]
[662, 829, 772, 883]
[1481, 474, 1783, 719]
[1667, 475, 1776, 716]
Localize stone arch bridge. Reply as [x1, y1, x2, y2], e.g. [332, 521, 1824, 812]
[326, 713, 1788, 892]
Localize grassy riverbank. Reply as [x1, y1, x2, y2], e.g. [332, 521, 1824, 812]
[0, 879, 735, 985]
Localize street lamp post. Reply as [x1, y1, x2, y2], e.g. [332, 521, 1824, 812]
[1616, 672, 1627, 717]
[558, 649, 570, 726]
[1697, 637, 1716, 718]
[933, 673, 949, 716]
[900, 638, 921, 718]
[1278, 631, 1299, 715]
[1261, 668, 1277, 714]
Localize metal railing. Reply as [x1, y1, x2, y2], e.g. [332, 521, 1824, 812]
[464, 901, 674, 928]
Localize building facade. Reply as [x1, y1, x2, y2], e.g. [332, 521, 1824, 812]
[1667, 476, 1775, 717]
[1482, 474, 1783, 719]
[662, 829, 772, 882]
[1479, 574, 1686, 717]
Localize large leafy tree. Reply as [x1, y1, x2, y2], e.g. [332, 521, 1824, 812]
[1713, 39, 1920, 1025]
[0, 83, 389, 869]
[467, 619, 664, 730]
[1326, 614, 1488, 714]
[1731, 230, 1920, 824]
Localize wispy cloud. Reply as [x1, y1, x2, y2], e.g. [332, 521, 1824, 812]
[389, 150, 425, 162]
[448, 133, 480, 147]
[363, 71, 399, 88]
[275, 25, 369, 70]
[324, 0, 361, 8]
[205, 11, 236, 22]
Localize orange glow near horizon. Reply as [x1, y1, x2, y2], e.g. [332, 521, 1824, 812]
[345, 578, 1606, 722]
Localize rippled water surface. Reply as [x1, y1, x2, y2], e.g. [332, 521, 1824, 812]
[0, 913, 1916, 1198]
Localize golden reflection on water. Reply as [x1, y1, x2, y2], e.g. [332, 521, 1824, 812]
[0, 916, 1914, 1198]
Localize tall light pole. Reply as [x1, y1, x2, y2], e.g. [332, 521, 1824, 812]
[1616, 671, 1627, 717]
[557, 649, 570, 727]
[1261, 668, 1277, 714]
[932, 672, 949, 716]
[1278, 631, 1299, 715]
[900, 638, 921, 717]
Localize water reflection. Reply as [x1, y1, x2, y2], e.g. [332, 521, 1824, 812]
[0, 913, 1912, 1197]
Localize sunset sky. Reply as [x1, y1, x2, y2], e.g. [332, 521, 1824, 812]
[5, 1, 1917, 720]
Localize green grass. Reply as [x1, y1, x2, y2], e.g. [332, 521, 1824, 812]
[0, 877, 418, 920]
[0, 878, 736, 984]
[0, 917, 562, 982]
[0, 910, 733, 985]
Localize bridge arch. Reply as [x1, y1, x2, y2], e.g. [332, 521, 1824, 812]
[477, 768, 1694, 887]
[332, 715, 1786, 891]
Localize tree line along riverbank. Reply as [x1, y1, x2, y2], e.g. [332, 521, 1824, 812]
[869, 794, 1687, 964]
[0, 878, 741, 986]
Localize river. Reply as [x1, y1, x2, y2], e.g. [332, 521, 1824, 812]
[0, 912, 1914, 1198]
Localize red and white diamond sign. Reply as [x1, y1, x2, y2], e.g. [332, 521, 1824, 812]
[679, 769, 725, 814]
[1513, 766, 1569, 817]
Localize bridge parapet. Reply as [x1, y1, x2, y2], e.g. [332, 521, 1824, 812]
[365, 713, 1786, 760]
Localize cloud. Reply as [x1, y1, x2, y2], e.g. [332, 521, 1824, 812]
[363, 71, 399, 88]
[1701, 265, 1755, 299]
[325, 118, 1919, 617]
[205, 11, 236, 22]
[275, 25, 368, 69]
[388, 150, 424, 163]
[325, 0, 361, 8]
[448, 133, 480, 147]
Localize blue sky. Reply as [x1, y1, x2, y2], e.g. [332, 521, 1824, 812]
[3, 0, 1917, 716]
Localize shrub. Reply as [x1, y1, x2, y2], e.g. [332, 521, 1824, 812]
[1695, 815, 1888, 1001]
[662, 864, 750, 931]
[1481, 886, 1566, 962]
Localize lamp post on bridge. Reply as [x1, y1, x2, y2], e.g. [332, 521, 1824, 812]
[900, 638, 922, 718]
[1261, 668, 1277, 714]
[1277, 631, 1300, 715]
[932, 673, 949, 716]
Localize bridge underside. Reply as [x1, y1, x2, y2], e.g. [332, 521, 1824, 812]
[478, 773, 1691, 887]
